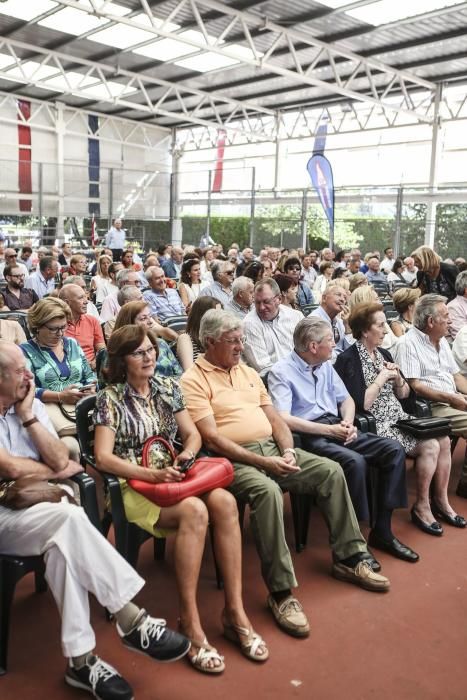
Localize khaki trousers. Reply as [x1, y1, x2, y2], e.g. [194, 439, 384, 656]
[431, 403, 467, 481]
[229, 439, 367, 593]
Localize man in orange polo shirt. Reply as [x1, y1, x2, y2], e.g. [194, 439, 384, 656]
[181, 310, 389, 640]
[60, 284, 105, 370]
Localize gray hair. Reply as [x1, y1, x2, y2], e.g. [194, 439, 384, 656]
[254, 278, 280, 296]
[454, 270, 467, 297]
[199, 309, 242, 347]
[413, 293, 447, 331]
[117, 286, 142, 306]
[232, 276, 253, 297]
[211, 260, 231, 281]
[116, 268, 138, 287]
[61, 275, 84, 287]
[293, 318, 332, 352]
[145, 265, 163, 281]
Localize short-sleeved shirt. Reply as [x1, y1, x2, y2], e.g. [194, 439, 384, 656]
[268, 351, 349, 420]
[394, 326, 459, 394]
[94, 376, 185, 465]
[142, 288, 185, 321]
[1, 287, 38, 310]
[65, 313, 104, 363]
[180, 355, 272, 444]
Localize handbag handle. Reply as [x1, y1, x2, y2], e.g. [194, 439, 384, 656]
[142, 435, 177, 469]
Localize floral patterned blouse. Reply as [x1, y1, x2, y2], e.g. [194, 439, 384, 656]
[356, 340, 418, 455]
[93, 376, 185, 466]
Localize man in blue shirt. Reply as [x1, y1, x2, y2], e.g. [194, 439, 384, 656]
[105, 218, 126, 262]
[162, 246, 183, 280]
[268, 316, 418, 564]
[310, 283, 351, 361]
[143, 266, 186, 321]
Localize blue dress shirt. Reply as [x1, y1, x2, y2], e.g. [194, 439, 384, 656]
[268, 351, 349, 420]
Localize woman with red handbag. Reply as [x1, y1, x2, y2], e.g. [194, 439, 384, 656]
[93, 324, 268, 674]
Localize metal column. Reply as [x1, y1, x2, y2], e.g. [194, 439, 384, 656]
[425, 84, 443, 248]
[301, 189, 308, 250]
[56, 102, 65, 239]
[249, 167, 256, 248]
[394, 187, 403, 257]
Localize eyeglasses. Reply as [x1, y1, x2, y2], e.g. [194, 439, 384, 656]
[43, 324, 67, 334]
[225, 270, 235, 276]
[217, 336, 246, 345]
[129, 346, 156, 359]
[6, 253, 17, 258]
[288, 266, 301, 272]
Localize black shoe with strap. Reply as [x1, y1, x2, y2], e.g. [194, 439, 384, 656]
[65, 654, 133, 700]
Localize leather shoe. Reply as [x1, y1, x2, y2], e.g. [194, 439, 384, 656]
[410, 507, 443, 537]
[455, 481, 467, 499]
[360, 551, 381, 572]
[431, 501, 467, 528]
[368, 530, 419, 563]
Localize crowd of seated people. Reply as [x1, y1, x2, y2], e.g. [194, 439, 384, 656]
[1, 234, 466, 698]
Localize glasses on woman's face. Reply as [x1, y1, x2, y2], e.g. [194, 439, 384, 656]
[129, 345, 156, 359]
[43, 323, 67, 335]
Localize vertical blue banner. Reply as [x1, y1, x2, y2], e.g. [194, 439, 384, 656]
[306, 119, 335, 243]
[88, 114, 100, 216]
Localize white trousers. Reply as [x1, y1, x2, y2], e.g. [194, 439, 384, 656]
[0, 502, 144, 658]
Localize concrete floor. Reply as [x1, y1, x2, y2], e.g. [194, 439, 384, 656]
[2, 440, 467, 700]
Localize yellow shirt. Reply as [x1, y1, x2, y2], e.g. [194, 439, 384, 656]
[180, 355, 273, 444]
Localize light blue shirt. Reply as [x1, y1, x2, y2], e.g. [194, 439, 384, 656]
[105, 226, 126, 249]
[142, 288, 185, 320]
[310, 306, 350, 360]
[24, 271, 55, 299]
[268, 351, 349, 420]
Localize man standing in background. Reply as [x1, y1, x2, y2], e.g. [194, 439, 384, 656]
[105, 218, 126, 262]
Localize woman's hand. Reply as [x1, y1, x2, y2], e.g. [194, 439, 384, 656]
[377, 365, 398, 385]
[149, 466, 184, 483]
[59, 385, 85, 404]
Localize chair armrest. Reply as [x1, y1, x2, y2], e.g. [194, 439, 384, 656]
[101, 472, 128, 529]
[354, 413, 369, 432]
[70, 472, 101, 532]
[356, 410, 377, 433]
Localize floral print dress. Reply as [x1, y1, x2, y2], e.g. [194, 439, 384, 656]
[356, 341, 418, 455]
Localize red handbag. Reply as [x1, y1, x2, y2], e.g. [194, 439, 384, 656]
[127, 436, 234, 508]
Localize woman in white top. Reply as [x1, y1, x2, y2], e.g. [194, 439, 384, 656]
[312, 261, 334, 303]
[178, 258, 207, 312]
[91, 254, 115, 304]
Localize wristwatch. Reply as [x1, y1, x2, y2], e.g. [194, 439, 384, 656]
[282, 448, 297, 458]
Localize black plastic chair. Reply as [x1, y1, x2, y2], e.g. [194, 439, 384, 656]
[161, 315, 188, 333]
[0, 471, 100, 675]
[75, 396, 222, 586]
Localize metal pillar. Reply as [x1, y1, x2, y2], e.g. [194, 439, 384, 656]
[38, 162, 43, 229]
[56, 102, 65, 240]
[301, 189, 308, 251]
[249, 167, 256, 248]
[425, 84, 443, 248]
[394, 186, 403, 257]
[273, 115, 281, 195]
[108, 169, 114, 226]
[206, 170, 212, 237]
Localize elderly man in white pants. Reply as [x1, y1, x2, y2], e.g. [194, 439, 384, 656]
[0, 341, 189, 700]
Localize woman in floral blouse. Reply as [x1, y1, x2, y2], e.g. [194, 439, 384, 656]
[94, 325, 268, 675]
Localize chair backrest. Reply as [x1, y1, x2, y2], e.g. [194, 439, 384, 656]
[162, 315, 188, 333]
[385, 308, 399, 322]
[75, 394, 98, 469]
[300, 303, 319, 317]
[0, 311, 32, 340]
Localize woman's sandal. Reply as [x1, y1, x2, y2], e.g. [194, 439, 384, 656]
[187, 638, 225, 674]
[222, 617, 269, 662]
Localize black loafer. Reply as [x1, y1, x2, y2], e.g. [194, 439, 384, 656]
[410, 507, 443, 537]
[368, 530, 419, 563]
[360, 551, 382, 572]
[431, 502, 467, 529]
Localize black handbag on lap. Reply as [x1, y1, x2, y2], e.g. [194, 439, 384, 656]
[394, 417, 451, 439]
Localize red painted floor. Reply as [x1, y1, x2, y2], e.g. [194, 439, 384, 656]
[2, 440, 467, 700]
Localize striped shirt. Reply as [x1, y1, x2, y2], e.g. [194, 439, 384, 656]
[243, 305, 302, 376]
[394, 326, 459, 394]
[142, 288, 185, 321]
[24, 271, 55, 299]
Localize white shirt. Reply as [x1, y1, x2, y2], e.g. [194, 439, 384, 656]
[452, 325, 467, 377]
[105, 226, 126, 249]
[0, 399, 57, 461]
[402, 268, 418, 285]
[25, 270, 55, 299]
[301, 266, 317, 286]
[394, 326, 459, 394]
[99, 291, 120, 322]
[243, 305, 303, 377]
[380, 257, 395, 273]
